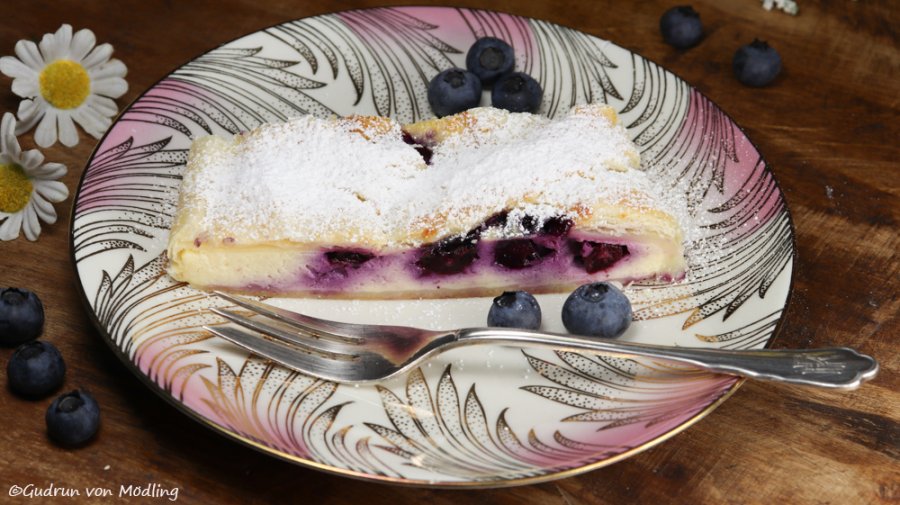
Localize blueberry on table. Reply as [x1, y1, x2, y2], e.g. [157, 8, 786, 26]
[7, 340, 66, 398]
[660, 6, 704, 49]
[0, 287, 44, 347]
[488, 291, 542, 330]
[733, 39, 782, 87]
[491, 72, 543, 113]
[427, 68, 482, 117]
[562, 282, 632, 338]
[466, 37, 515, 85]
[46, 389, 100, 447]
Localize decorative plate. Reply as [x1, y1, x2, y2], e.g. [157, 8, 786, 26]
[71, 7, 793, 487]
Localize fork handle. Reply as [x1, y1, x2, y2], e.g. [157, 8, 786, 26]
[457, 328, 879, 390]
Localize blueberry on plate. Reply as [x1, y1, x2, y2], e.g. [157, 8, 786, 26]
[0, 287, 44, 347]
[660, 6, 704, 49]
[427, 68, 482, 117]
[466, 37, 515, 85]
[562, 282, 632, 338]
[46, 389, 100, 447]
[488, 291, 541, 330]
[491, 72, 543, 113]
[7, 340, 66, 398]
[733, 39, 782, 87]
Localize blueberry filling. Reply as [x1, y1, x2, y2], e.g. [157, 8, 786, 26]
[570, 240, 629, 273]
[480, 210, 509, 230]
[540, 216, 573, 236]
[325, 250, 374, 268]
[494, 239, 554, 269]
[415, 234, 479, 275]
[520, 214, 538, 233]
[401, 131, 433, 164]
[466, 210, 509, 239]
[313, 212, 628, 281]
[515, 214, 573, 236]
[311, 249, 376, 282]
[415, 213, 627, 276]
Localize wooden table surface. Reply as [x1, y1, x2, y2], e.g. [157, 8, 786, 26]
[1, 0, 897, 503]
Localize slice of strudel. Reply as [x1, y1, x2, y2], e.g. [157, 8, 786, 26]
[166, 104, 685, 298]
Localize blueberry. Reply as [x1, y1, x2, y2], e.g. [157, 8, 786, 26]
[562, 282, 632, 338]
[660, 6, 704, 49]
[401, 131, 433, 164]
[491, 72, 543, 113]
[46, 389, 100, 447]
[415, 234, 479, 275]
[733, 39, 782, 87]
[7, 340, 66, 398]
[466, 37, 515, 85]
[539, 216, 573, 236]
[427, 68, 482, 117]
[324, 249, 374, 268]
[570, 240, 629, 273]
[488, 291, 541, 329]
[0, 288, 44, 346]
[494, 239, 553, 269]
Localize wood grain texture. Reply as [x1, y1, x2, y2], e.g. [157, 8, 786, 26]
[0, 0, 897, 503]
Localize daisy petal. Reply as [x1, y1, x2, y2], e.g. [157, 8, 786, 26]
[0, 56, 37, 79]
[90, 59, 127, 80]
[34, 109, 59, 148]
[57, 113, 79, 147]
[30, 191, 57, 224]
[14, 40, 45, 70]
[54, 24, 73, 58]
[10, 77, 39, 98]
[19, 149, 46, 171]
[82, 43, 113, 69]
[14, 112, 41, 136]
[1, 113, 22, 159]
[16, 98, 44, 135]
[91, 77, 128, 99]
[72, 109, 101, 138]
[22, 204, 41, 241]
[70, 28, 96, 61]
[86, 94, 118, 116]
[0, 212, 23, 241]
[73, 104, 111, 138]
[34, 179, 69, 202]
[38, 33, 59, 63]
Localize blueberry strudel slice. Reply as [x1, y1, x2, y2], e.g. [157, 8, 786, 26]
[166, 104, 685, 298]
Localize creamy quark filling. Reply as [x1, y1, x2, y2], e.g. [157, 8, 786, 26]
[168, 212, 683, 297]
[166, 105, 687, 297]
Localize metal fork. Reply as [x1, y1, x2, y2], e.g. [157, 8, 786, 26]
[203, 291, 878, 389]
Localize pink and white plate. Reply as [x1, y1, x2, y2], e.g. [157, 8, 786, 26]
[71, 7, 793, 487]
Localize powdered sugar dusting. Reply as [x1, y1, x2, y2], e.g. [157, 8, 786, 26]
[409, 107, 656, 237]
[185, 105, 671, 248]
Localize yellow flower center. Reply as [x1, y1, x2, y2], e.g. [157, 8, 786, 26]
[0, 163, 33, 213]
[39, 60, 91, 110]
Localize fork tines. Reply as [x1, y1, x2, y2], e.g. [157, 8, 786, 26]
[204, 293, 364, 365]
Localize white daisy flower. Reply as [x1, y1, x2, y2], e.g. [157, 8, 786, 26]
[0, 24, 128, 147]
[0, 113, 68, 241]
[762, 0, 799, 15]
